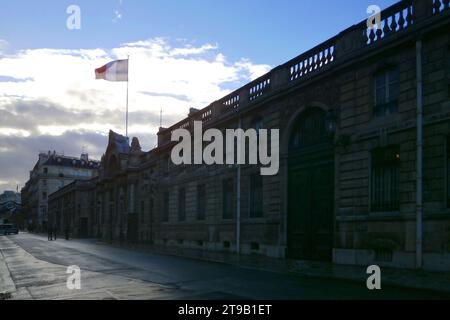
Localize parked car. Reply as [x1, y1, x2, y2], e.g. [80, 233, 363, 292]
[0, 224, 19, 235]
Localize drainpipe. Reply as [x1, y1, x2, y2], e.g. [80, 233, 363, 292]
[236, 114, 242, 256]
[415, 39, 423, 269]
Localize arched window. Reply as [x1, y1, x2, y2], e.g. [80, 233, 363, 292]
[290, 108, 330, 149]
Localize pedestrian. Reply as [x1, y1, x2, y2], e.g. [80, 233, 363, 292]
[48, 226, 53, 241]
[53, 225, 57, 240]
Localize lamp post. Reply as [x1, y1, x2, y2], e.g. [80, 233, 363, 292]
[325, 109, 338, 136]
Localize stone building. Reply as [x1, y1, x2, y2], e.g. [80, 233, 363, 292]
[0, 191, 21, 225]
[21, 151, 100, 231]
[48, 0, 450, 270]
[48, 178, 98, 237]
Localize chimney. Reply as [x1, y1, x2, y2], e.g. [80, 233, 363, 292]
[189, 108, 200, 116]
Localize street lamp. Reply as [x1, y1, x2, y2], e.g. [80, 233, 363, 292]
[325, 109, 338, 135]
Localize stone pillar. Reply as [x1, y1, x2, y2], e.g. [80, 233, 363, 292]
[413, 0, 433, 21]
[157, 127, 168, 146]
[211, 101, 222, 118]
[271, 66, 290, 91]
[239, 86, 250, 107]
[335, 25, 365, 59]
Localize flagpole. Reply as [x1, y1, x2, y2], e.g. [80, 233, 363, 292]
[126, 56, 129, 138]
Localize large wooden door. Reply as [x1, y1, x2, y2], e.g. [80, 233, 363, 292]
[79, 218, 88, 238]
[287, 161, 334, 261]
[127, 214, 138, 243]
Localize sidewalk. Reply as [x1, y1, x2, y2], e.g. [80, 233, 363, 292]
[0, 249, 15, 299]
[99, 240, 450, 295]
[0, 236, 17, 299]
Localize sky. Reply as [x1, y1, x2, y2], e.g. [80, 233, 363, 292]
[0, 0, 398, 193]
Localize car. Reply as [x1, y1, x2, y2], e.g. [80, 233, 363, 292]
[0, 224, 19, 235]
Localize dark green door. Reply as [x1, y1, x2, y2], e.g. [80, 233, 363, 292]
[79, 218, 88, 238]
[127, 214, 138, 243]
[287, 161, 334, 261]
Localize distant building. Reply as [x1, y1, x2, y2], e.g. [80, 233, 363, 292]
[21, 151, 100, 231]
[0, 191, 21, 225]
[0, 190, 20, 205]
[48, 178, 98, 238]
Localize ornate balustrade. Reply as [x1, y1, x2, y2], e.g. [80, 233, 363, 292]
[364, 0, 414, 45]
[248, 76, 271, 101]
[289, 39, 336, 82]
[433, 0, 450, 13]
[158, 0, 446, 146]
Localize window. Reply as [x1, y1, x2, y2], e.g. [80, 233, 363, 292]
[197, 184, 206, 221]
[162, 192, 169, 222]
[222, 178, 234, 219]
[371, 146, 400, 212]
[140, 201, 145, 223]
[374, 68, 399, 117]
[43, 167, 48, 174]
[375, 248, 393, 262]
[249, 174, 263, 218]
[42, 192, 47, 200]
[178, 188, 186, 221]
[148, 198, 154, 223]
[42, 180, 47, 187]
[290, 108, 330, 149]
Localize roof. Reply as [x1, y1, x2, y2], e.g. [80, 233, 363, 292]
[109, 130, 130, 154]
[44, 155, 100, 169]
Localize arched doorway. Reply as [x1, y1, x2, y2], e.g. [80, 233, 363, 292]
[287, 108, 334, 261]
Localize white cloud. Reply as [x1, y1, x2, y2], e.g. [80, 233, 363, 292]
[169, 43, 219, 57]
[0, 37, 272, 192]
[0, 39, 9, 54]
[0, 38, 271, 136]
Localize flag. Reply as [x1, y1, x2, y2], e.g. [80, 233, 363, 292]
[95, 59, 128, 81]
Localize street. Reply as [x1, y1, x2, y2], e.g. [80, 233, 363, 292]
[0, 233, 448, 300]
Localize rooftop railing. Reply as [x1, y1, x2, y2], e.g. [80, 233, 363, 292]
[158, 0, 448, 146]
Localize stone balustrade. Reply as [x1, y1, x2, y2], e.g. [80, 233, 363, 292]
[158, 0, 447, 146]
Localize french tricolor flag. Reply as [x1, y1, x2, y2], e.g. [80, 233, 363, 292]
[95, 59, 128, 82]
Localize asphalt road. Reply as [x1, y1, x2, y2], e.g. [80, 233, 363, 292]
[0, 233, 448, 300]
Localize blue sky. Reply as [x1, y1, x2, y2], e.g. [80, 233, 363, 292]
[1, 0, 397, 65]
[0, 0, 399, 192]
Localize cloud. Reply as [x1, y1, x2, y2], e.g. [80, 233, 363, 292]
[0, 37, 271, 192]
[0, 39, 9, 55]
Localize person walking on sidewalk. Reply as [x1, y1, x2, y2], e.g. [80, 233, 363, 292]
[53, 225, 57, 241]
[47, 226, 53, 241]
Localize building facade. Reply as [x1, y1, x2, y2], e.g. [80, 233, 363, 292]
[21, 151, 99, 231]
[48, 178, 98, 237]
[48, 0, 450, 270]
